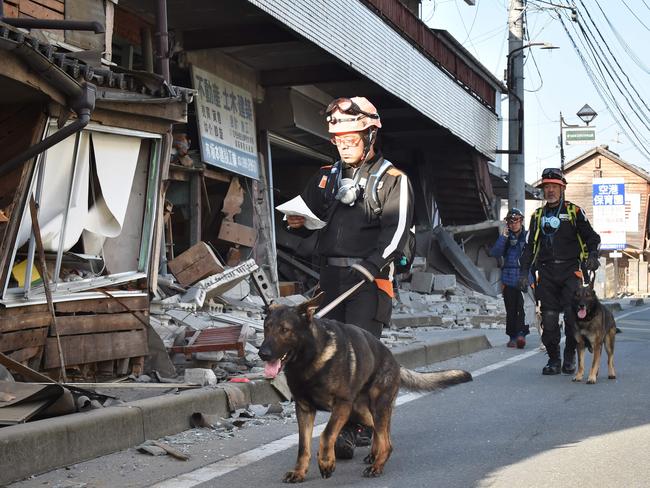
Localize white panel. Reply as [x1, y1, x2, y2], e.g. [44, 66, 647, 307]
[83, 132, 142, 254]
[15, 132, 90, 252]
[248, 0, 498, 159]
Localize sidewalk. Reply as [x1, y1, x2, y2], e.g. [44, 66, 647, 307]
[0, 327, 492, 485]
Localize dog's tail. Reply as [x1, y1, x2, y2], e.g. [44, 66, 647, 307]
[399, 368, 472, 392]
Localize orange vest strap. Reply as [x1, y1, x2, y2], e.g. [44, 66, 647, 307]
[375, 278, 394, 298]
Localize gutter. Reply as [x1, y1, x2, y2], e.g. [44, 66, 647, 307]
[0, 33, 96, 178]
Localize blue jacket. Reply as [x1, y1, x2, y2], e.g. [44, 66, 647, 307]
[489, 230, 528, 288]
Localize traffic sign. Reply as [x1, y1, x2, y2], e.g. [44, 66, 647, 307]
[565, 128, 596, 144]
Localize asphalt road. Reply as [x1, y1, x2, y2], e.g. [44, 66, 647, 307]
[11, 303, 650, 488]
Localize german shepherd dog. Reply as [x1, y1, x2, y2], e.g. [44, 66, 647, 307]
[571, 279, 619, 384]
[258, 294, 472, 483]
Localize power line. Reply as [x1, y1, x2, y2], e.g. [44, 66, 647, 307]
[575, 0, 650, 129]
[556, 7, 650, 160]
[621, 0, 650, 31]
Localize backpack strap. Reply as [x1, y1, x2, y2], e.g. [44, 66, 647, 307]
[567, 203, 588, 261]
[531, 207, 543, 265]
[366, 159, 394, 215]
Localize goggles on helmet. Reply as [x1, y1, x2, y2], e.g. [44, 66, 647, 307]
[541, 168, 564, 180]
[325, 97, 380, 120]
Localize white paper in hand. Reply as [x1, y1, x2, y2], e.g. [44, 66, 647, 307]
[275, 196, 326, 230]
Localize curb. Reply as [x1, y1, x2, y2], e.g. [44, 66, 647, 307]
[0, 334, 490, 485]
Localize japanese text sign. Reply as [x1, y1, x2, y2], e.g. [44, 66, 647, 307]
[192, 66, 259, 179]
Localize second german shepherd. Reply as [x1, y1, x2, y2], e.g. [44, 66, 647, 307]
[258, 293, 472, 483]
[571, 281, 619, 384]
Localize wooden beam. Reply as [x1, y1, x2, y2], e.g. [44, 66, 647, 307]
[182, 24, 296, 50]
[54, 296, 149, 314]
[260, 64, 359, 87]
[53, 313, 147, 336]
[43, 330, 148, 369]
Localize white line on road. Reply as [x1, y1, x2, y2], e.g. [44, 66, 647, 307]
[149, 347, 542, 488]
[615, 304, 650, 320]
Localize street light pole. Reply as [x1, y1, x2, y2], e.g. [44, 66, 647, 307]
[507, 0, 525, 214]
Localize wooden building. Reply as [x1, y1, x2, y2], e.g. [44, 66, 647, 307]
[563, 145, 650, 296]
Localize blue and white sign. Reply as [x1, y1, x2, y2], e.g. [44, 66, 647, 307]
[592, 177, 625, 250]
[192, 66, 259, 179]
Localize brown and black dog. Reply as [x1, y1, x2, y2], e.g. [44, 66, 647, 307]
[571, 280, 619, 384]
[258, 294, 472, 483]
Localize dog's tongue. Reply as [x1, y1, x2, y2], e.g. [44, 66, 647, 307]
[577, 308, 587, 319]
[264, 359, 281, 378]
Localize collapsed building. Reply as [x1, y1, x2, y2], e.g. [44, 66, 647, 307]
[1, 0, 535, 390]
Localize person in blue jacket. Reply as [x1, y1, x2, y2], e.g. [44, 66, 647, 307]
[490, 208, 529, 348]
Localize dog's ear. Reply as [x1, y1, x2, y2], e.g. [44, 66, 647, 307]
[296, 292, 325, 321]
[262, 301, 282, 316]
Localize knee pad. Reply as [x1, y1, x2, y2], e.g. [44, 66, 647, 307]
[541, 310, 560, 331]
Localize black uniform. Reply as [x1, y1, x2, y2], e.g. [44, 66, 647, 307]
[520, 200, 600, 368]
[299, 152, 414, 337]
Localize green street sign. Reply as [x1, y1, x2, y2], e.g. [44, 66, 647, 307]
[565, 128, 596, 144]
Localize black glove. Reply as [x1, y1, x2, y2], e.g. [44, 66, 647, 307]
[586, 251, 600, 271]
[517, 275, 529, 292]
[351, 261, 379, 283]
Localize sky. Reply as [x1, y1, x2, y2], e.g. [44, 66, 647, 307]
[421, 0, 650, 184]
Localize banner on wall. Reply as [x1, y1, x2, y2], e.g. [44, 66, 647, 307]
[191, 66, 259, 179]
[592, 177, 626, 250]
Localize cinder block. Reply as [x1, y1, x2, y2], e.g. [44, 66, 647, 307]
[433, 274, 456, 292]
[411, 271, 435, 293]
[184, 368, 217, 386]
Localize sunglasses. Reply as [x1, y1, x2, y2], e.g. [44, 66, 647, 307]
[325, 98, 379, 119]
[330, 134, 364, 147]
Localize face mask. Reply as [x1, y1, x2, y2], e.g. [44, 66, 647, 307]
[335, 177, 360, 206]
[542, 215, 561, 232]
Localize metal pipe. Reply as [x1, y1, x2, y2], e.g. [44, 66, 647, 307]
[0, 109, 91, 178]
[53, 131, 82, 288]
[0, 17, 104, 33]
[154, 0, 170, 82]
[24, 144, 49, 298]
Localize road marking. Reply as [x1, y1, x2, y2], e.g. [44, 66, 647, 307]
[149, 347, 542, 488]
[615, 304, 650, 320]
[618, 327, 650, 333]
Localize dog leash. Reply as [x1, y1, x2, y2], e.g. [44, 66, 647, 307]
[314, 280, 365, 319]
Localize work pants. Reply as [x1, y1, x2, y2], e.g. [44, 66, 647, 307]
[318, 265, 390, 338]
[535, 260, 581, 357]
[503, 285, 527, 338]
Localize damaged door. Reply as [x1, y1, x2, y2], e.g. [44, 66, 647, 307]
[3, 123, 161, 302]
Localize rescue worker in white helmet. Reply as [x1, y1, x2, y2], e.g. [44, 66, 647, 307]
[286, 96, 414, 459]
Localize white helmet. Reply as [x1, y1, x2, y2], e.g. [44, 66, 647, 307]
[326, 97, 382, 134]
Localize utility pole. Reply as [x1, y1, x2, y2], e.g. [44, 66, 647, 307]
[508, 0, 525, 214]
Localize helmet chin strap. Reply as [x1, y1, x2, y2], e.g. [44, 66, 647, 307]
[360, 127, 377, 165]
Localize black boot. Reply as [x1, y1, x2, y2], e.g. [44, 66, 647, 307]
[334, 424, 356, 459]
[562, 347, 576, 374]
[542, 345, 561, 375]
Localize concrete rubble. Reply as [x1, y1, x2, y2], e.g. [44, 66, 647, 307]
[145, 248, 511, 391]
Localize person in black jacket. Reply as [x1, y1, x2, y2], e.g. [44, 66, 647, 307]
[519, 168, 601, 375]
[286, 96, 414, 459]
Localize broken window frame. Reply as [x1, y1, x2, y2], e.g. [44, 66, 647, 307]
[1, 122, 162, 304]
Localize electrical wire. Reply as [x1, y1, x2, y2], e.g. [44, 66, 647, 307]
[621, 0, 650, 31]
[593, 0, 650, 74]
[556, 7, 650, 160]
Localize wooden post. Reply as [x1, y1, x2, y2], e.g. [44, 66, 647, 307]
[28, 197, 67, 382]
[189, 172, 202, 245]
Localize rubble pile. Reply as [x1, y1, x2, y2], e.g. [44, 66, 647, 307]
[393, 272, 506, 330]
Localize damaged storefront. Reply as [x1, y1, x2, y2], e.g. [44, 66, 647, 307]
[0, 18, 192, 385]
[115, 0, 508, 299]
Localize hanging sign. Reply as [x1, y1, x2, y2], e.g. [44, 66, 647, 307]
[192, 66, 259, 179]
